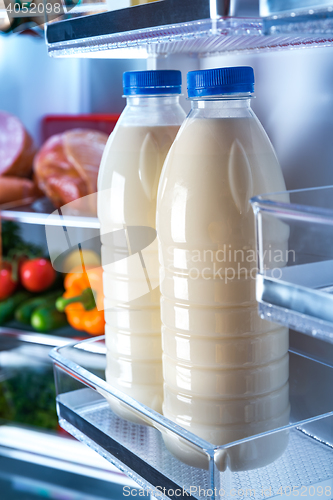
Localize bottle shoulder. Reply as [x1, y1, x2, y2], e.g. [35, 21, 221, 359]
[167, 113, 275, 156]
[157, 113, 286, 211]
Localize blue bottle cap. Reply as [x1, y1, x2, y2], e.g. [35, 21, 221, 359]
[123, 70, 182, 96]
[187, 67, 255, 98]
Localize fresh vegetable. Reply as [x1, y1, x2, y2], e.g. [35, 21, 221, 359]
[0, 291, 32, 325]
[56, 266, 104, 335]
[20, 258, 56, 292]
[0, 381, 15, 422]
[0, 367, 58, 430]
[1, 220, 42, 258]
[15, 291, 63, 325]
[31, 302, 68, 332]
[0, 261, 17, 300]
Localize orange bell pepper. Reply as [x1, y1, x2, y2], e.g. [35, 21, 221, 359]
[56, 266, 105, 335]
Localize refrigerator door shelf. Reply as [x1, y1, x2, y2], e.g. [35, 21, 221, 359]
[50, 336, 333, 498]
[251, 184, 333, 343]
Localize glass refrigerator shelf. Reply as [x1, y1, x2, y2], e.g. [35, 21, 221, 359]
[50, 336, 333, 500]
[45, 0, 333, 58]
[260, 1, 333, 35]
[0, 197, 99, 229]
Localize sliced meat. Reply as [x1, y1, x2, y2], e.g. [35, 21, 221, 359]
[33, 134, 87, 208]
[64, 129, 107, 196]
[0, 111, 36, 177]
[34, 129, 108, 214]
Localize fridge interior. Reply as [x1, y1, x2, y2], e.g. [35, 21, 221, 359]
[1, 0, 333, 497]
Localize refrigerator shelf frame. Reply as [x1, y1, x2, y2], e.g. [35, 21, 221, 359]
[0, 424, 133, 486]
[0, 326, 87, 349]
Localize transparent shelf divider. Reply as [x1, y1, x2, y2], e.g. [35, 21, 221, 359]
[251, 185, 333, 343]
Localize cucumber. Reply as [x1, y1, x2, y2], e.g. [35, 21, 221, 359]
[0, 291, 32, 325]
[31, 303, 68, 332]
[15, 291, 62, 325]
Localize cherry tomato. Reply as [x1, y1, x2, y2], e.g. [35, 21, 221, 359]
[20, 258, 56, 292]
[0, 262, 17, 300]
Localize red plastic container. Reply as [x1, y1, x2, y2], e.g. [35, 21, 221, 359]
[41, 114, 120, 142]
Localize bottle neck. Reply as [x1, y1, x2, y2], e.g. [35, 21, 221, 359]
[189, 95, 253, 119]
[120, 94, 186, 127]
[125, 95, 181, 107]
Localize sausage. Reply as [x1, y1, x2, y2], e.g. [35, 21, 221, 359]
[0, 176, 40, 206]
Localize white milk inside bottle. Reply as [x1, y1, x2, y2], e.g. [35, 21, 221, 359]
[156, 66, 290, 470]
[98, 70, 186, 423]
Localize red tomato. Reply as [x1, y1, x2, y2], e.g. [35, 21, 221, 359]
[0, 262, 17, 300]
[20, 258, 56, 292]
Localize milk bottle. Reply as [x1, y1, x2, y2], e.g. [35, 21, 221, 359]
[156, 66, 290, 470]
[98, 70, 186, 422]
